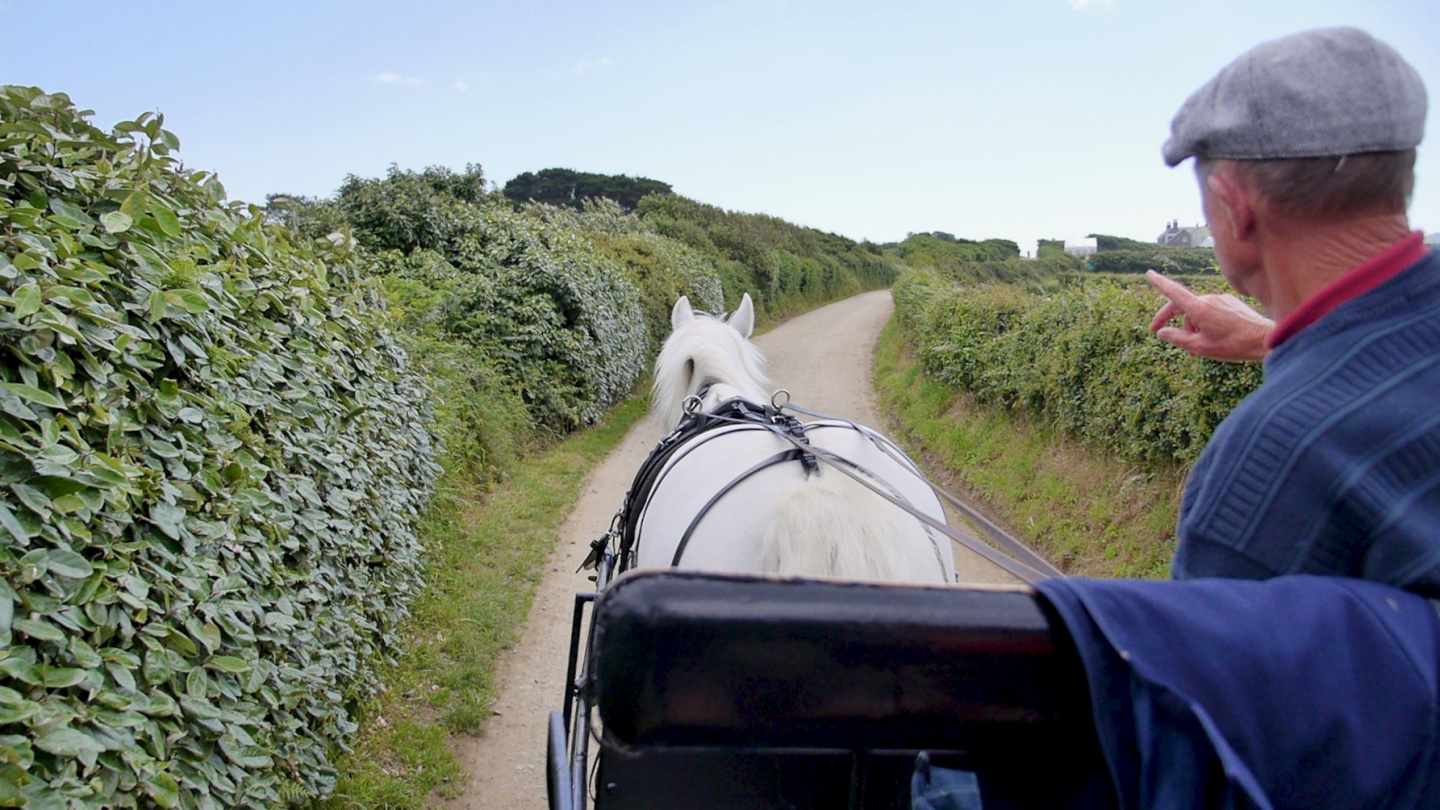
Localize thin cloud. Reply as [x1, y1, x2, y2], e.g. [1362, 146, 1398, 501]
[372, 73, 424, 86]
[1068, 0, 1115, 9]
[574, 57, 615, 75]
[454, 80, 468, 92]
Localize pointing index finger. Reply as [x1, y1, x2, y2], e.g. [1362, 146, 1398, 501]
[1145, 269, 1199, 308]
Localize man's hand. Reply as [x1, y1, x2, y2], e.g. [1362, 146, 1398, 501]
[1146, 270, 1273, 362]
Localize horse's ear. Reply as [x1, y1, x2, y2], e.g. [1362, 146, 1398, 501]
[671, 296, 695, 330]
[728, 293, 754, 338]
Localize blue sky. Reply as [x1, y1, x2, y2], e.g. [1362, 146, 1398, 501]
[3, 1, 1436, 253]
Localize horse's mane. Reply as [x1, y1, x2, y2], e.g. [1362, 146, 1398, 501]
[652, 311, 770, 428]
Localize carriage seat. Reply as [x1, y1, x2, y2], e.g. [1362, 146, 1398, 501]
[587, 570, 1112, 809]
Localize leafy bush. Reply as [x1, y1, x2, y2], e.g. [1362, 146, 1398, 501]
[0, 86, 437, 807]
[894, 234, 1019, 264]
[371, 250, 529, 486]
[1086, 233, 1158, 252]
[334, 165, 489, 255]
[290, 171, 650, 435]
[635, 194, 898, 311]
[1085, 247, 1217, 275]
[886, 234, 1069, 291]
[894, 270, 1261, 464]
[527, 200, 725, 355]
[432, 206, 646, 430]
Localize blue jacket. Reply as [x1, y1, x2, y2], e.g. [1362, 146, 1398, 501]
[1175, 249, 1440, 596]
[1036, 575, 1440, 810]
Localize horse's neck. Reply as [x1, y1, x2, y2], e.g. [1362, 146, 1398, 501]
[701, 382, 764, 410]
[690, 344, 768, 406]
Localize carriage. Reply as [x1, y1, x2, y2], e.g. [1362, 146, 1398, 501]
[543, 295, 1440, 810]
[546, 567, 1110, 809]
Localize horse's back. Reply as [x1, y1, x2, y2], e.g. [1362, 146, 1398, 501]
[633, 420, 954, 581]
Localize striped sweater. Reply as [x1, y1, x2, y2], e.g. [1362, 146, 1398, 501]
[1173, 248, 1440, 596]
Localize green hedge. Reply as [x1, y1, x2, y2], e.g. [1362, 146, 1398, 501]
[635, 193, 899, 311]
[1085, 247, 1217, 275]
[0, 86, 437, 807]
[893, 271, 1262, 464]
[403, 204, 646, 432]
[885, 234, 1074, 291]
[370, 250, 529, 487]
[523, 199, 725, 357]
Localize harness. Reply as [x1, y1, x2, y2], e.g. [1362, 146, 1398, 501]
[611, 388, 820, 573]
[584, 391, 1062, 585]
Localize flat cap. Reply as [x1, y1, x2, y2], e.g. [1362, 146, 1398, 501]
[1163, 27, 1427, 167]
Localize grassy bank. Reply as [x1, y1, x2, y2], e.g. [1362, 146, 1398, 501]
[320, 395, 650, 808]
[874, 319, 1182, 579]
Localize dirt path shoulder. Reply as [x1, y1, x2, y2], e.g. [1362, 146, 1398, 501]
[443, 290, 1016, 808]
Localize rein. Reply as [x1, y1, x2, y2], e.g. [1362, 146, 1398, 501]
[591, 391, 1063, 586]
[775, 394, 1064, 584]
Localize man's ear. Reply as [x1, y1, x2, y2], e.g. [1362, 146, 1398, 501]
[1207, 170, 1256, 242]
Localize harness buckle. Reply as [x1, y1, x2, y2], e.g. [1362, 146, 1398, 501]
[578, 532, 612, 572]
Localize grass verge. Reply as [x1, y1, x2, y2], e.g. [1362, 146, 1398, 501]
[319, 394, 650, 808]
[874, 319, 1184, 579]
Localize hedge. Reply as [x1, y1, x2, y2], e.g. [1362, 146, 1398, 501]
[893, 270, 1262, 464]
[423, 204, 647, 431]
[1084, 247, 1217, 276]
[523, 199, 725, 357]
[0, 86, 437, 807]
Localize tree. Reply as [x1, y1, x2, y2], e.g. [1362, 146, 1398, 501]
[503, 168, 672, 210]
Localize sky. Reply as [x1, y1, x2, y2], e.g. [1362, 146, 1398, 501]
[3, 1, 1437, 254]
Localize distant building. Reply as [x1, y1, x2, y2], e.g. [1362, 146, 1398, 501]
[1425, 232, 1440, 247]
[1158, 220, 1212, 248]
[1064, 237, 1098, 257]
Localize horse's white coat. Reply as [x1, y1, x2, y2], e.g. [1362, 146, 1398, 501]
[638, 294, 956, 584]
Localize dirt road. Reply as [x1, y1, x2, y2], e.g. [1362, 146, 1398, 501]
[443, 290, 1018, 808]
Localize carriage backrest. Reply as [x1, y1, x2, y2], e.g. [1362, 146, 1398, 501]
[590, 570, 1097, 753]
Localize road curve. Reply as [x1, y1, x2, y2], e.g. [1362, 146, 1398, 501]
[442, 289, 1018, 808]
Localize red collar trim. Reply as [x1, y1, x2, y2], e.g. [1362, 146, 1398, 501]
[1266, 231, 1428, 350]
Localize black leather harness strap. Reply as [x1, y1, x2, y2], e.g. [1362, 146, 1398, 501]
[618, 394, 811, 572]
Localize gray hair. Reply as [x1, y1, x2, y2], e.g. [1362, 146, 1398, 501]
[1197, 150, 1416, 221]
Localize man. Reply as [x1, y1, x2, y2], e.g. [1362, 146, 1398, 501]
[1005, 31, 1440, 810]
[1146, 27, 1440, 595]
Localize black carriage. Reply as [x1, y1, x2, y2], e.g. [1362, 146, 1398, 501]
[548, 564, 1113, 809]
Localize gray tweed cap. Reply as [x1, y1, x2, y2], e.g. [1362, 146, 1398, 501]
[1163, 27, 1427, 167]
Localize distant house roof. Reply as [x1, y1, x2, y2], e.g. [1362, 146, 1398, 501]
[1064, 237, 1098, 256]
[1158, 221, 1212, 248]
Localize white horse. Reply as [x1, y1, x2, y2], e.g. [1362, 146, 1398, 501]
[626, 294, 957, 584]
